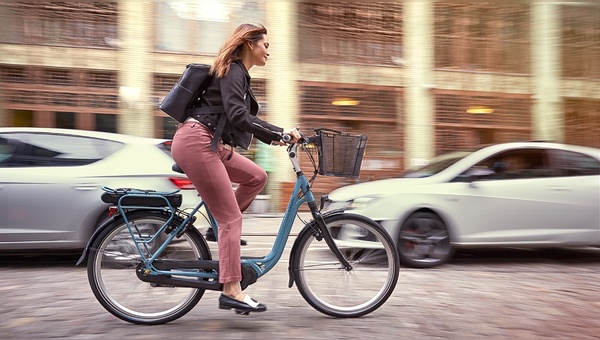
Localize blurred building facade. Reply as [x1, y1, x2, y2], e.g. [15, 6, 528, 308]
[1, 2, 599, 209]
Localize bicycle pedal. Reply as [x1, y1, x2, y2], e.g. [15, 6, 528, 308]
[235, 309, 250, 316]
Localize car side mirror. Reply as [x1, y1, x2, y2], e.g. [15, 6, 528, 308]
[452, 167, 497, 184]
[463, 167, 496, 181]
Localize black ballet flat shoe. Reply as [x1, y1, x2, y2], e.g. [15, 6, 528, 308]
[219, 294, 267, 314]
[205, 228, 247, 246]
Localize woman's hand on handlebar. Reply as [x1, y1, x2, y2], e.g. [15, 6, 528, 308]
[277, 127, 301, 145]
[286, 127, 301, 142]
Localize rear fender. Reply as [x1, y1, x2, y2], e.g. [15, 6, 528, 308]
[76, 212, 121, 266]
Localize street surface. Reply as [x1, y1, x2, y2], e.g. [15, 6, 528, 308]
[1, 214, 599, 339]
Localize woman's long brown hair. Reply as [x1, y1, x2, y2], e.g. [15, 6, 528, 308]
[211, 23, 267, 78]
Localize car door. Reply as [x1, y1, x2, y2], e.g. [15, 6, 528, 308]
[544, 148, 600, 243]
[0, 132, 118, 249]
[1, 168, 94, 246]
[448, 148, 581, 244]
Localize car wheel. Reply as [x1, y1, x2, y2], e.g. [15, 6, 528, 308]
[397, 211, 454, 268]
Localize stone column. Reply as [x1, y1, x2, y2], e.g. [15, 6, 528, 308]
[117, 2, 154, 137]
[531, 3, 563, 142]
[264, 2, 299, 211]
[403, 1, 436, 165]
[77, 112, 95, 131]
[34, 111, 54, 127]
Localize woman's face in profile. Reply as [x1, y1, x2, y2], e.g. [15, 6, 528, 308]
[249, 35, 270, 67]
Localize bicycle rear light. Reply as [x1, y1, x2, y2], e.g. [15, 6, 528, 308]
[107, 206, 118, 218]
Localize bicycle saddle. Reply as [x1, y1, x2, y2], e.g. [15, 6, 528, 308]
[172, 163, 184, 174]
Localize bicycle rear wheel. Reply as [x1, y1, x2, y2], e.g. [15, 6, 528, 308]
[87, 211, 211, 324]
[291, 213, 399, 318]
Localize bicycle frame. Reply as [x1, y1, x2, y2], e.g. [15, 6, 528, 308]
[103, 141, 344, 284]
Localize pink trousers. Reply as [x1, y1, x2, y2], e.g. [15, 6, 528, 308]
[171, 121, 268, 283]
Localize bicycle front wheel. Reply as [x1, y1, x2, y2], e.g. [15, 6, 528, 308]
[87, 211, 211, 325]
[292, 213, 399, 318]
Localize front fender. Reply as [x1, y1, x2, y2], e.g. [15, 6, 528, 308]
[287, 209, 345, 288]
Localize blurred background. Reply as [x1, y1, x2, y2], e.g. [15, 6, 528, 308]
[0, 2, 598, 210]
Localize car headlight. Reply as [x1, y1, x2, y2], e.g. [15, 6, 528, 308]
[321, 199, 346, 212]
[346, 196, 380, 210]
[323, 196, 380, 212]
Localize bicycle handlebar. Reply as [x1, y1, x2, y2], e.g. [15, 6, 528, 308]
[281, 129, 315, 145]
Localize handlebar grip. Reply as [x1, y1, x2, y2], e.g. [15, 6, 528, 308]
[281, 133, 293, 143]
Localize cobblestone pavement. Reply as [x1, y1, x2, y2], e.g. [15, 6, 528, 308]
[1, 215, 599, 339]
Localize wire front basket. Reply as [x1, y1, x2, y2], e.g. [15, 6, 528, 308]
[315, 129, 368, 178]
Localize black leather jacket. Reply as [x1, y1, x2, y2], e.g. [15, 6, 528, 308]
[190, 60, 283, 149]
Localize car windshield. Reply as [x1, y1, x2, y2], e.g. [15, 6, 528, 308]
[0, 132, 123, 167]
[400, 151, 474, 178]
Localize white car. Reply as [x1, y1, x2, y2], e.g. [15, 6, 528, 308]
[0, 127, 202, 251]
[323, 142, 600, 268]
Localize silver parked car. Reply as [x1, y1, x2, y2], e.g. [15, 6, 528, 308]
[323, 142, 600, 268]
[0, 127, 202, 251]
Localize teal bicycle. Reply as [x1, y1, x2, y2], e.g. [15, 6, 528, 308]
[77, 129, 400, 325]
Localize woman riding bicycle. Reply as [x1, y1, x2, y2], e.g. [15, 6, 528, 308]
[171, 23, 300, 314]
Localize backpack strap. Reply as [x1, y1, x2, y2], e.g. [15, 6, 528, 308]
[210, 111, 228, 151]
[186, 105, 226, 151]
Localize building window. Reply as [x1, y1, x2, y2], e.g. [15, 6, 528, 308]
[561, 4, 600, 79]
[43, 69, 73, 87]
[0, 66, 29, 83]
[55, 112, 75, 129]
[88, 72, 117, 89]
[298, 3, 403, 66]
[565, 99, 600, 148]
[154, 74, 180, 94]
[299, 82, 402, 197]
[434, 3, 530, 74]
[96, 114, 117, 133]
[0, 2, 117, 48]
[154, 2, 264, 54]
[0, 66, 119, 130]
[11, 110, 34, 127]
[435, 91, 531, 155]
[300, 83, 401, 155]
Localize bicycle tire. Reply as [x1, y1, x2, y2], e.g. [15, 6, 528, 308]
[87, 210, 211, 325]
[291, 213, 400, 318]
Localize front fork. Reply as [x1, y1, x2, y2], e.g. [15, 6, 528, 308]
[288, 208, 353, 288]
[308, 201, 352, 271]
